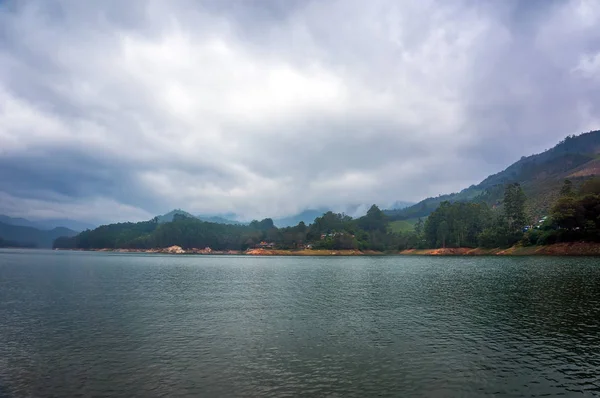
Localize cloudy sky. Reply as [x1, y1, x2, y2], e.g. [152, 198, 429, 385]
[1, 0, 599, 224]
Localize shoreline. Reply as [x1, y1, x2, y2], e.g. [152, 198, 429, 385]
[54, 247, 383, 256]
[52, 242, 600, 256]
[399, 242, 600, 256]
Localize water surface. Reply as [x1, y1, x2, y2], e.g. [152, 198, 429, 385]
[1, 250, 599, 397]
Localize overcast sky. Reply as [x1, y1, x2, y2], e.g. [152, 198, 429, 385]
[1, 0, 599, 223]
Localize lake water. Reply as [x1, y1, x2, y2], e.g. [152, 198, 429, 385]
[0, 250, 599, 397]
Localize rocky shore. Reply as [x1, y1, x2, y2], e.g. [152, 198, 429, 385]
[60, 246, 381, 256]
[90, 246, 242, 255]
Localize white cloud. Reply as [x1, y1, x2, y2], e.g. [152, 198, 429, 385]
[0, 191, 152, 223]
[0, 0, 599, 222]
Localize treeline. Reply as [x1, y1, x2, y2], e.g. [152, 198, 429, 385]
[53, 205, 412, 252]
[420, 183, 528, 249]
[415, 177, 600, 249]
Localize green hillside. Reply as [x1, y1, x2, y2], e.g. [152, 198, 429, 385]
[389, 218, 422, 233]
[53, 206, 412, 252]
[386, 130, 600, 222]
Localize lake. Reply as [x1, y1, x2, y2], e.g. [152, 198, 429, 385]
[0, 249, 599, 397]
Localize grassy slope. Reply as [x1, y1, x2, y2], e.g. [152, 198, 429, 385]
[389, 218, 421, 233]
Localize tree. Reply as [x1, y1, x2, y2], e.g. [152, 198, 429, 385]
[504, 183, 527, 233]
[560, 179, 575, 197]
[437, 220, 449, 248]
[358, 205, 388, 233]
[414, 218, 424, 237]
[250, 218, 275, 231]
[297, 221, 307, 233]
[551, 197, 583, 230]
[580, 177, 600, 195]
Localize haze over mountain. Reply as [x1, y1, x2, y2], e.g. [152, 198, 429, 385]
[0, 221, 77, 248]
[387, 130, 600, 222]
[1, 1, 599, 224]
[157, 201, 414, 228]
[0, 215, 95, 232]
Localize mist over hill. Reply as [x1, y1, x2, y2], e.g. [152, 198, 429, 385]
[385, 130, 600, 222]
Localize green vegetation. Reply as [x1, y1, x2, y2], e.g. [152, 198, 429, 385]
[53, 131, 600, 254]
[53, 180, 600, 254]
[54, 205, 417, 252]
[524, 178, 600, 245]
[424, 201, 492, 249]
[389, 218, 420, 233]
[418, 178, 600, 250]
[386, 130, 600, 222]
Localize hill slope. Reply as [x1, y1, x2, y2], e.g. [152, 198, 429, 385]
[386, 130, 600, 221]
[0, 215, 95, 232]
[157, 209, 244, 225]
[0, 222, 78, 248]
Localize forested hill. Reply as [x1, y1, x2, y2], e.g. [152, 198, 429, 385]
[53, 206, 414, 252]
[385, 130, 600, 221]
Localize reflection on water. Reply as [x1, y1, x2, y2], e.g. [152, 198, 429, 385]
[0, 250, 599, 397]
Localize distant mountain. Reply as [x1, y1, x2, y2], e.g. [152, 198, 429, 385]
[196, 215, 246, 225]
[157, 209, 245, 225]
[0, 215, 95, 232]
[0, 221, 78, 248]
[386, 201, 414, 210]
[386, 130, 600, 221]
[0, 215, 37, 228]
[273, 209, 328, 228]
[158, 203, 414, 229]
[0, 237, 35, 248]
[156, 209, 197, 223]
[33, 218, 96, 232]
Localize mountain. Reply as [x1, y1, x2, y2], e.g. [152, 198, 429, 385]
[196, 215, 246, 225]
[0, 221, 78, 248]
[273, 209, 328, 228]
[54, 204, 403, 252]
[0, 237, 35, 248]
[386, 130, 600, 222]
[0, 215, 95, 232]
[156, 202, 415, 229]
[156, 209, 197, 223]
[386, 201, 414, 210]
[0, 215, 38, 228]
[32, 218, 96, 232]
[272, 203, 415, 227]
[157, 209, 244, 225]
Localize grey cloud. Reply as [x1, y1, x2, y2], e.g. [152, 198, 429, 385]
[0, 0, 599, 223]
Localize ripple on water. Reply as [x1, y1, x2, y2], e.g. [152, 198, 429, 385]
[0, 251, 599, 397]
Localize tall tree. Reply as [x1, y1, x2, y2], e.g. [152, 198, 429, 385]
[504, 183, 527, 233]
[560, 179, 574, 197]
[414, 218, 424, 237]
[437, 220, 449, 248]
[358, 205, 388, 233]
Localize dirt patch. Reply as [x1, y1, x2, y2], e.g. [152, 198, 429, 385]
[244, 249, 371, 256]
